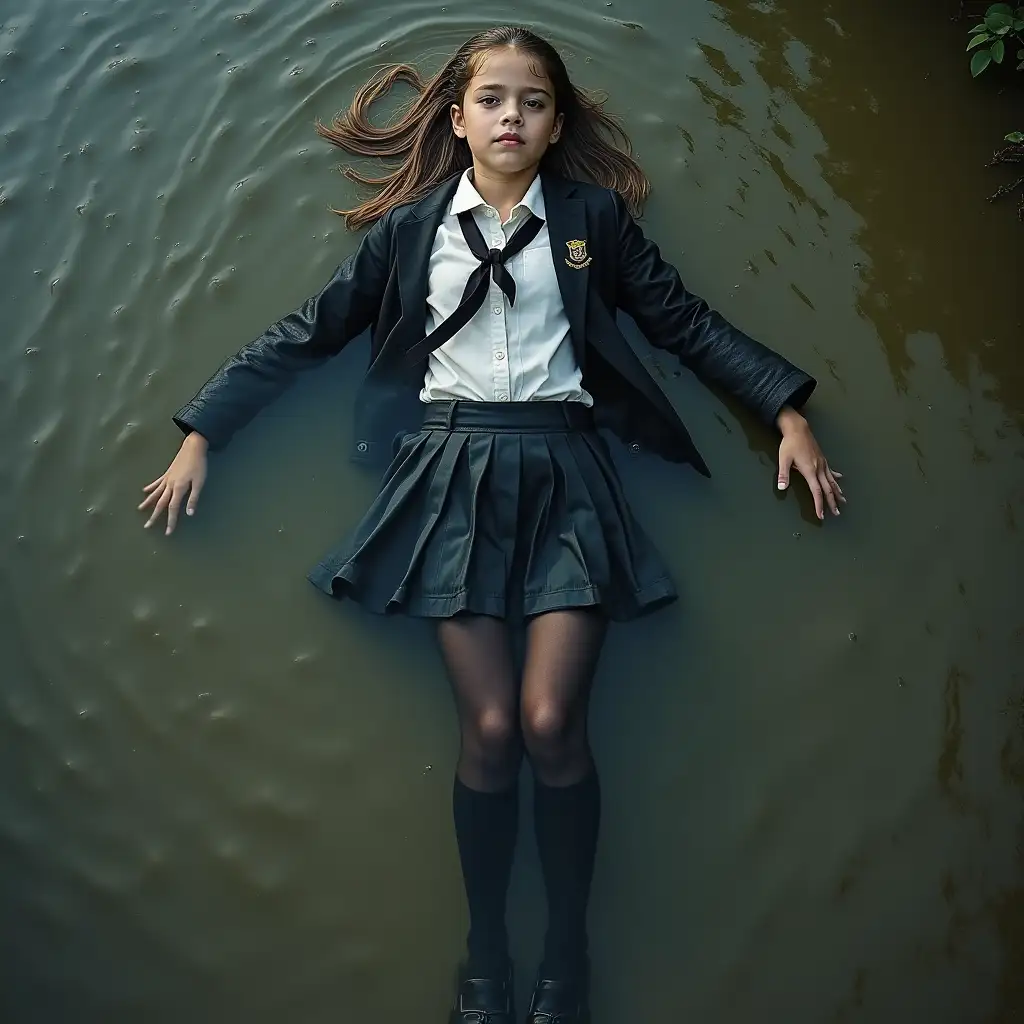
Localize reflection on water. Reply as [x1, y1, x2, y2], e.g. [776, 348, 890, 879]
[0, 0, 1021, 1020]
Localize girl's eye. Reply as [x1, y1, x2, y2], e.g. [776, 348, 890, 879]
[478, 97, 544, 109]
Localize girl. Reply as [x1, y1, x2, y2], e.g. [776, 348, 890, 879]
[139, 26, 844, 1023]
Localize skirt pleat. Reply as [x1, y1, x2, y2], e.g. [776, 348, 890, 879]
[307, 411, 678, 621]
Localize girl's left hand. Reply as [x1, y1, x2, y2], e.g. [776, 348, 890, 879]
[775, 407, 845, 520]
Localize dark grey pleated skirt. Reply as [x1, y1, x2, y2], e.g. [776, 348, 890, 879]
[307, 401, 678, 621]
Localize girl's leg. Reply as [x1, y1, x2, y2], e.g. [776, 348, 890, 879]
[520, 608, 608, 981]
[438, 614, 522, 978]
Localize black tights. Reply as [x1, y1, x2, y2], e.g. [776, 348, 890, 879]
[439, 610, 607, 978]
[438, 609, 607, 790]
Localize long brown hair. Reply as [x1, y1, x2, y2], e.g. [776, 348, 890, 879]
[316, 26, 651, 230]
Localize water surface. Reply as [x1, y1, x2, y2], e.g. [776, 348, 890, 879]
[1, 0, 1022, 1020]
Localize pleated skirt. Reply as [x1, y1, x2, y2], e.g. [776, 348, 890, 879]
[307, 401, 678, 621]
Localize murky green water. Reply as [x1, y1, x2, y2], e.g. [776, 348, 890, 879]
[1, 0, 1022, 1020]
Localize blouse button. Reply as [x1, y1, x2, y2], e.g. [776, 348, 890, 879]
[497, 393, 510, 402]
[495, 351, 505, 360]
[492, 306, 502, 315]
[356, 441, 369, 453]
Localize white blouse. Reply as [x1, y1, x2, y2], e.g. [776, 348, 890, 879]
[419, 170, 593, 407]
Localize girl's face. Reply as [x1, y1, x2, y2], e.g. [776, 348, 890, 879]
[451, 47, 564, 177]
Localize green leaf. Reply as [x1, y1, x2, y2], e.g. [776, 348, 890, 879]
[987, 2, 1014, 15]
[993, 38, 1006, 60]
[986, 11, 1012, 29]
[972, 48, 994, 74]
[968, 32, 992, 48]
[1005, 131, 1024, 142]
[969, 21, 990, 32]
[1014, 19, 1024, 30]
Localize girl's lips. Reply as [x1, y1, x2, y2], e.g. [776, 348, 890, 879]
[496, 135, 524, 146]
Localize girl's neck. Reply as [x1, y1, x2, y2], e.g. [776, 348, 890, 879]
[470, 162, 539, 221]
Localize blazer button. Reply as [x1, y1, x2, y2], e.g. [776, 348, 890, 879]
[630, 442, 642, 454]
[356, 441, 369, 453]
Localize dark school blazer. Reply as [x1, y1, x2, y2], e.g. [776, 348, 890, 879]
[173, 171, 816, 476]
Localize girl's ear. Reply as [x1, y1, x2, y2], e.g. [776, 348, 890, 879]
[550, 112, 564, 144]
[451, 103, 467, 138]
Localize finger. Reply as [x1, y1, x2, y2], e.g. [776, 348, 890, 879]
[165, 484, 188, 535]
[826, 468, 846, 502]
[142, 476, 166, 493]
[138, 485, 164, 512]
[799, 465, 825, 520]
[777, 450, 794, 491]
[185, 475, 204, 517]
[819, 469, 840, 516]
[831, 470, 843, 479]
[144, 486, 172, 529]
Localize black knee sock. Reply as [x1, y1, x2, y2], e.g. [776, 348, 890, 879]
[534, 772, 601, 978]
[453, 777, 519, 975]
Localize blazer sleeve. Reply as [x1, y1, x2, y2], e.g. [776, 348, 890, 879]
[609, 190, 815, 427]
[172, 209, 394, 450]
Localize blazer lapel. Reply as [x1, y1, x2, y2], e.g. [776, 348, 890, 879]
[541, 173, 590, 368]
[391, 173, 463, 358]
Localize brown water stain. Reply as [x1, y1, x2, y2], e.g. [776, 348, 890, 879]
[697, 41, 745, 89]
[714, 0, 1024, 412]
[686, 74, 745, 130]
[938, 664, 967, 809]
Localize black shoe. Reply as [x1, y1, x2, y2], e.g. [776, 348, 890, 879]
[525, 975, 590, 1024]
[448, 962, 516, 1023]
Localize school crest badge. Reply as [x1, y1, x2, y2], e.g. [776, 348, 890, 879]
[565, 239, 592, 270]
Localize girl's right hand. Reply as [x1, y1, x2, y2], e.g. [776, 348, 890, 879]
[139, 432, 209, 535]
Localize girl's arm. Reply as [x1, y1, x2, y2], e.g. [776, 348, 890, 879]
[609, 191, 815, 428]
[173, 210, 394, 450]
[610, 191, 844, 519]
